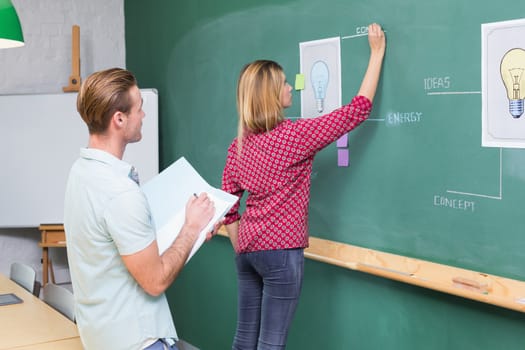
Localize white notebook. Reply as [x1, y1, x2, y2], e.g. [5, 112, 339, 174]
[142, 157, 237, 262]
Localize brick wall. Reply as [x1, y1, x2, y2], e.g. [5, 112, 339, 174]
[0, 0, 125, 94]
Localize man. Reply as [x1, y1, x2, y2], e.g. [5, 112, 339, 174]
[64, 68, 215, 350]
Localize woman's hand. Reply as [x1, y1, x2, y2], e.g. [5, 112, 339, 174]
[368, 23, 386, 57]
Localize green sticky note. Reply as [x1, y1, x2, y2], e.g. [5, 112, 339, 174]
[295, 74, 305, 90]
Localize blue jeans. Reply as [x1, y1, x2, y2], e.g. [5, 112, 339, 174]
[232, 248, 304, 350]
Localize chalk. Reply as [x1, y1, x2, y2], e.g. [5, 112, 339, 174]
[452, 276, 490, 293]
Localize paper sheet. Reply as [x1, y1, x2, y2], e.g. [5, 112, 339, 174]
[142, 157, 237, 262]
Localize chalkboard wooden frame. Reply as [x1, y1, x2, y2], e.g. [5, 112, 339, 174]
[217, 229, 525, 313]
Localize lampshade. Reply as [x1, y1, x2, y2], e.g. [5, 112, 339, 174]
[0, 0, 24, 49]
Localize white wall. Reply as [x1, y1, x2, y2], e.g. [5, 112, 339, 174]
[0, 0, 126, 286]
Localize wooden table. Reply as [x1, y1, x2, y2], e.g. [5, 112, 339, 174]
[38, 224, 67, 286]
[0, 273, 82, 349]
[9, 337, 83, 350]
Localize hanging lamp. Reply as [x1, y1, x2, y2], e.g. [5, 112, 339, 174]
[0, 0, 24, 49]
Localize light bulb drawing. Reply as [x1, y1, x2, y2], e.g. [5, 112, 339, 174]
[500, 48, 525, 118]
[310, 60, 329, 113]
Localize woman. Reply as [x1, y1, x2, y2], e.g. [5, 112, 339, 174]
[222, 23, 386, 349]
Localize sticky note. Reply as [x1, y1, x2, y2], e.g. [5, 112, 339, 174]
[336, 133, 348, 148]
[295, 74, 305, 90]
[337, 148, 349, 167]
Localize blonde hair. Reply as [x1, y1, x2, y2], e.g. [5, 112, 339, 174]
[77, 68, 137, 134]
[236, 60, 286, 151]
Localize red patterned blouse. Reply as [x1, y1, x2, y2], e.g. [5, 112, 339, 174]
[222, 95, 372, 253]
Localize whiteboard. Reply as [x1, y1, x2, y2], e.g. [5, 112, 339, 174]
[0, 89, 159, 227]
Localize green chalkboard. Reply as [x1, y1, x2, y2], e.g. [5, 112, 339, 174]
[128, 0, 525, 281]
[126, 1, 525, 349]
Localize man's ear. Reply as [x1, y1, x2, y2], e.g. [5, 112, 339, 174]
[112, 111, 125, 128]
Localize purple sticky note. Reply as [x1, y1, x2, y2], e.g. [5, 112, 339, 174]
[337, 148, 349, 167]
[336, 133, 348, 148]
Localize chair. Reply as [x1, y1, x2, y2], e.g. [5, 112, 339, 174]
[33, 280, 41, 297]
[9, 262, 38, 296]
[42, 283, 75, 322]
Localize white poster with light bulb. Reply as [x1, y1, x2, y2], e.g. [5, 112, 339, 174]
[482, 18, 525, 148]
[299, 37, 341, 118]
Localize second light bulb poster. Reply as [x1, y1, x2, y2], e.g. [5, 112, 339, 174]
[482, 18, 525, 148]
